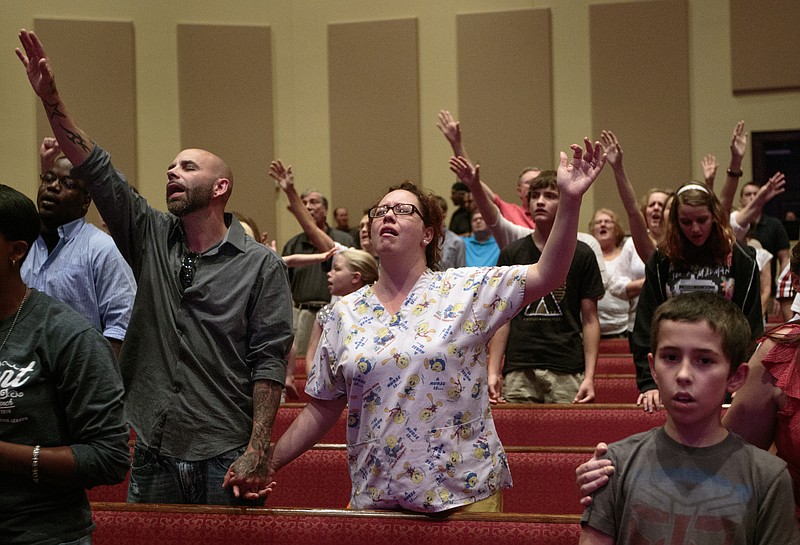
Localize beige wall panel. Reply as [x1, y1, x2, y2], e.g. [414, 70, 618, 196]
[177, 24, 275, 240]
[590, 0, 691, 231]
[328, 18, 421, 218]
[730, 0, 800, 93]
[456, 9, 553, 206]
[34, 18, 137, 227]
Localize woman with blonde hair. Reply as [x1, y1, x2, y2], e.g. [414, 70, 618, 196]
[590, 208, 630, 338]
[303, 248, 378, 374]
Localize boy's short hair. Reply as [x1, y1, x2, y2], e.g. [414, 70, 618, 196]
[739, 181, 759, 198]
[650, 292, 750, 374]
[528, 170, 558, 197]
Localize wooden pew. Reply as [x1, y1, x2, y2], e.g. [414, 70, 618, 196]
[266, 444, 594, 515]
[293, 374, 640, 404]
[598, 337, 630, 354]
[273, 403, 666, 447]
[593, 374, 639, 403]
[595, 355, 635, 374]
[91, 403, 665, 507]
[88, 444, 599, 514]
[91, 502, 581, 545]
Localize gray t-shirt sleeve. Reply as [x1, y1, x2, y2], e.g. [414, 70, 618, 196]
[58, 326, 130, 487]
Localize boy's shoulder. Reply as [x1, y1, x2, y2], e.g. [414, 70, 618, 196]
[605, 428, 660, 462]
[607, 428, 787, 477]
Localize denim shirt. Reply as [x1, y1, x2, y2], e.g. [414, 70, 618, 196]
[22, 217, 136, 341]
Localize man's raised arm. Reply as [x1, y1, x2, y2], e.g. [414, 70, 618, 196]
[732, 171, 786, 242]
[17, 30, 93, 168]
[269, 160, 335, 252]
[437, 110, 503, 203]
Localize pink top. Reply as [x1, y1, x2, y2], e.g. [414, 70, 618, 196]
[761, 322, 800, 516]
[493, 195, 534, 229]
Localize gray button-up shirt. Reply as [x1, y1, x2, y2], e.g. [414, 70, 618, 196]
[73, 145, 294, 460]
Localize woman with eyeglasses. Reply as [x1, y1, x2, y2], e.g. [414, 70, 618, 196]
[266, 140, 605, 514]
[590, 208, 631, 339]
[0, 184, 129, 545]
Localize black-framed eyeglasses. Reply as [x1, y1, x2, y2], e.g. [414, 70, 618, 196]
[39, 172, 83, 191]
[180, 252, 199, 290]
[369, 203, 423, 219]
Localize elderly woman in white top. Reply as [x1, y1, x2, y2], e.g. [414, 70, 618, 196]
[590, 208, 634, 338]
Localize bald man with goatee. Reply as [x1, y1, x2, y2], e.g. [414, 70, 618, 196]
[18, 29, 294, 506]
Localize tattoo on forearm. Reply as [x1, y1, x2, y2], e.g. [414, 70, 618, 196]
[45, 99, 65, 120]
[250, 381, 282, 453]
[59, 124, 91, 154]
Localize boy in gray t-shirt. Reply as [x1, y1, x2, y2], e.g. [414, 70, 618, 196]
[580, 292, 798, 545]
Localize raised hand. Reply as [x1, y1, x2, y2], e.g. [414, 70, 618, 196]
[701, 154, 718, 183]
[759, 171, 787, 203]
[600, 130, 623, 168]
[39, 137, 61, 173]
[730, 120, 747, 161]
[557, 138, 606, 201]
[17, 30, 58, 100]
[269, 160, 294, 192]
[449, 156, 480, 192]
[17, 29, 93, 161]
[436, 110, 462, 149]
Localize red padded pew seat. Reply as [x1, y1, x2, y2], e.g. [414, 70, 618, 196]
[274, 403, 666, 447]
[294, 374, 640, 404]
[265, 445, 593, 515]
[593, 374, 639, 403]
[87, 445, 598, 515]
[92, 503, 581, 545]
[595, 355, 635, 374]
[598, 337, 630, 354]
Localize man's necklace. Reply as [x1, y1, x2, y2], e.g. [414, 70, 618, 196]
[0, 288, 31, 353]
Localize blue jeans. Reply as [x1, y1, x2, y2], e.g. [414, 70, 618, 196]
[127, 441, 263, 506]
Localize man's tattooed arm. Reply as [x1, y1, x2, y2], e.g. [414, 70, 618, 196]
[222, 380, 283, 499]
[61, 123, 91, 154]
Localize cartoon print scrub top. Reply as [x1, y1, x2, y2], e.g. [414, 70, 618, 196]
[307, 265, 528, 512]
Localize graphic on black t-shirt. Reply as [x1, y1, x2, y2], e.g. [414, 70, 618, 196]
[665, 263, 734, 301]
[523, 285, 565, 317]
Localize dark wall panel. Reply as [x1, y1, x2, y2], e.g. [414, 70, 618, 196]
[730, 0, 800, 93]
[590, 0, 691, 230]
[457, 9, 553, 205]
[178, 24, 275, 239]
[34, 18, 137, 227]
[328, 18, 421, 216]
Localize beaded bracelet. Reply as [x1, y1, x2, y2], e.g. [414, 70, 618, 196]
[32, 445, 40, 484]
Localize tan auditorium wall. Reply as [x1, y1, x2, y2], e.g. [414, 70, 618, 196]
[4, 0, 800, 248]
